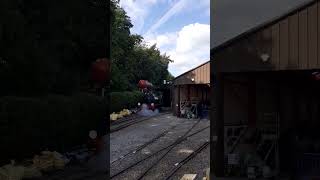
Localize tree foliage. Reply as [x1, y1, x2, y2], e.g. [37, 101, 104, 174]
[0, 0, 110, 96]
[0, 0, 173, 95]
[110, 0, 173, 91]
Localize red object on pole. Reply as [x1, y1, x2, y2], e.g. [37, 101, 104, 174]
[91, 58, 110, 86]
[138, 80, 153, 89]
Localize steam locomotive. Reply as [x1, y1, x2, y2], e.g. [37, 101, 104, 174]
[138, 80, 162, 111]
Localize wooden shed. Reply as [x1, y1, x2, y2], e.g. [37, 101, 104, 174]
[172, 61, 210, 118]
[211, 0, 320, 178]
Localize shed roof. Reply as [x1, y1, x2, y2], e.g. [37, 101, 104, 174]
[173, 61, 210, 80]
[173, 61, 210, 85]
[211, 0, 316, 54]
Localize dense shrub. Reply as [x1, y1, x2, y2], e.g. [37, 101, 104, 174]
[110, 91, 143, 113]
[0, 93, 107, 165]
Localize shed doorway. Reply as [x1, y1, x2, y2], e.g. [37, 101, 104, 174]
[221, 70, 320, 178]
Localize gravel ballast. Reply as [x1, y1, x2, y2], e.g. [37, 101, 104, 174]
[110, 113, 210, 180]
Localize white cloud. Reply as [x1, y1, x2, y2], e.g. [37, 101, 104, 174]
[119, 0, 160, 34]
[119, 0, 210, 77]
[145, 23, 210, 77]
[145, 0, 189, 35]
[145, 0, 210, 35]
[144, 32, 178, 50]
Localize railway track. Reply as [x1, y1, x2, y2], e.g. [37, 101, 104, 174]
[110, 124, 178, 165]
[110, 112, 171, 133]
[110, 114, 140, 126]
[164, 141, 210, 180]
[110, 119, 210, 179]
[135, 119, 201, 180]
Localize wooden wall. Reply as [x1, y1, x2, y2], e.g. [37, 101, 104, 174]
[213, 1, 320, 73]
[172, 84, 210, 115]
[174, 62, 210, 85]
[223, 78, 249, 126]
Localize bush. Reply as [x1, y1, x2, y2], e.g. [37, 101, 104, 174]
[0, 93, 107, 165]
[110, 91, 143, 113]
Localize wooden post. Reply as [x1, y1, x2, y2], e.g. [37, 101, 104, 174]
[202, 85, 204, 101]
[248, 78, 256, 127]
[187, 85, 190, 101]
[211, 73, 225, 177]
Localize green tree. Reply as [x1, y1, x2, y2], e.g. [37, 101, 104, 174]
[0, 0, 110, 96]
[110, 0, 173, 92]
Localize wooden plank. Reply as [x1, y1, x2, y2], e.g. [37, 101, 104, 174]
[192, 69, 195, 83]
[271, 24, 280, 69]
[180, 174, 197, 180]
[202, 87, 204, 101]
[279, 19, 289, 70]
[192, 69, 196, 83]
[208, 63, 210, 83]
[187, 85, 190, 100]
[201, 65, 205, 83]
[207, 63, 210, 83]
[208, 64, 211, 84]
[261, 28, 272, 65]
[308, 4, 318, 68]
[262, 27, 272, 40]
[248, 78, 256, 127]
[289, 14, 299, 69]
[202, 65, 206, 83]
[195, 86, 198, 97]
[299, 9, 309, 69]
[198, 66, 201, 83]
[206, 63, 209, 83]
[203, 64, 207, 83]
[200, 65, 204, 83]
[199, 67, 202, 83]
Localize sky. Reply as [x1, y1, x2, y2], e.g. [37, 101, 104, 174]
[119, 0, 210, 77]
[211, 0, 312, 48]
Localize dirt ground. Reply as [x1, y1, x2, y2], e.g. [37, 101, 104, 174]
[110, 113, 210, 180]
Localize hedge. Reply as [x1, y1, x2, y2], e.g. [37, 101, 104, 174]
[0, 93, 107, 165]
[110, 91, 143, 113]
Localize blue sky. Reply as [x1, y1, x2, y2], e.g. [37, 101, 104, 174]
[119, 0, 210, 77]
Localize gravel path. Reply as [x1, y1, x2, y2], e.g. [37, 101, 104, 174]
[110, 113, 210, 180]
